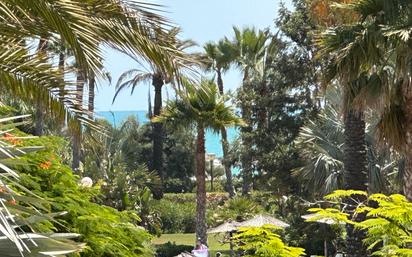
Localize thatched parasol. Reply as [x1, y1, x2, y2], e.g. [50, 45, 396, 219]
[207, 221, 240, 234]
[301, 213, 344, 225]
[301, 213, 344, 257]
[207, 221, 240, 257]
[238, 214, 289, 228]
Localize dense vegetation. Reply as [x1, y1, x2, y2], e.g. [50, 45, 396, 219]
[0, 0, 411, 256]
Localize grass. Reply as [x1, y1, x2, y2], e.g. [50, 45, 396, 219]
[153, 233, 231, 256]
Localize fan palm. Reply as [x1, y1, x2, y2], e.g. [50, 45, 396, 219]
[344, 0, 412, 200]
[314, 2, 375, 256]
[228, 26, 271, 195]
[153, 79, 243, 245]
[114, 27, 196, 199]
[317, 0, 412, 199]
[203, 39, 237, 197]
[295, 87, 401, 196]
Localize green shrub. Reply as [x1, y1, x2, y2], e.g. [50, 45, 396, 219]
[155, 242, 193, 257]
[153, 199, 196, 233]
[12, 135, 153, 256]
[163, 193, 196, 203]
[164, 178, 195, 193]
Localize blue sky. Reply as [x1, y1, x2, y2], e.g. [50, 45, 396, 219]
[95, 0, 291, 111]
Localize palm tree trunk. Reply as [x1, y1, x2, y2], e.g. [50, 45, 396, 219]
[403, 91, 412, 201]
[58, 49, 65, 99]
[216, 69, 224, 93]
[34, 38, 49, 136]
[221, 128, 235, 197]
[151, 73, 164, 200]
[241, 108, 253, 196]
[72, 72, 84, 171]
[343, 109, 368, 257]
[216, 69, 235, 197]
[196, 124, 207, 245]
[88, 73, 95, 119]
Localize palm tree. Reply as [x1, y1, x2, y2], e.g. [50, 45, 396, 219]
[315, 0, 412, 196]
[314, 6, 373, 257]
[229, 26, 271, 195]
[114, 27, 196, 199]
[331, 0, 412, 201]
[154, 79, 243, 244]
[203, 39, 237, 197]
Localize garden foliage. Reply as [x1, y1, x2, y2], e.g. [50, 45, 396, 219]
[233, 225, 305, 257]
[11, 134, 153, 257]
[308, 190, 412, 256]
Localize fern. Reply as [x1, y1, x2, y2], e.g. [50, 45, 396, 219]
[233, 225, 305, 257]
[308, 190, 412, 257]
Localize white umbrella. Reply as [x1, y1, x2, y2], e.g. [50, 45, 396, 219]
[238, 214, 289, 228]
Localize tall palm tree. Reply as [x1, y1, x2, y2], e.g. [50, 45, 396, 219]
[203, 39, 237, 197]
[331, 0, 412, 200]
[229, 26, 270, 195]
[154, 79, 243, 244]
[114, 28, 196, 199]
[314, 4, 373, 256]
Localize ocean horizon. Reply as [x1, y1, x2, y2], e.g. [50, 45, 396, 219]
[97, 110, 239, 158]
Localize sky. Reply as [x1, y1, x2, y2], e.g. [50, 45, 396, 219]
[95, 0, 291, 111]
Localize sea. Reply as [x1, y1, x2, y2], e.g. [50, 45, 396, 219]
[97, 111, 239, 158]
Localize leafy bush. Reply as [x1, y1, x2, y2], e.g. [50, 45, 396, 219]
[153, 199, 196, 233]
[164, 178, 194, 193]
[12, 135, 153, 256]
[155, 242, 193, 257]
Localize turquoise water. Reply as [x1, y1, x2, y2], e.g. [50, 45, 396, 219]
[97, 111, 239, 158]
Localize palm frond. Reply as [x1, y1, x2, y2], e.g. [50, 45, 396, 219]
[154, 78, 244, 132]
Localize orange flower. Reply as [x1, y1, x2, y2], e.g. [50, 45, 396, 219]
[1, 133, 22, 145]
[39, 161, 52, 170]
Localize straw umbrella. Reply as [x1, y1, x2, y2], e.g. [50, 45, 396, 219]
[207, 221, 239, 257]
[238, 214, 290, 228]
[302, 213, 344, 257]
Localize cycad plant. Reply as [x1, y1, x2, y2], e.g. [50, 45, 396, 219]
[154, 79, 243, 244]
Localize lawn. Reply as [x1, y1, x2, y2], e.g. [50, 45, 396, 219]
[153, 233, 231, 256]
